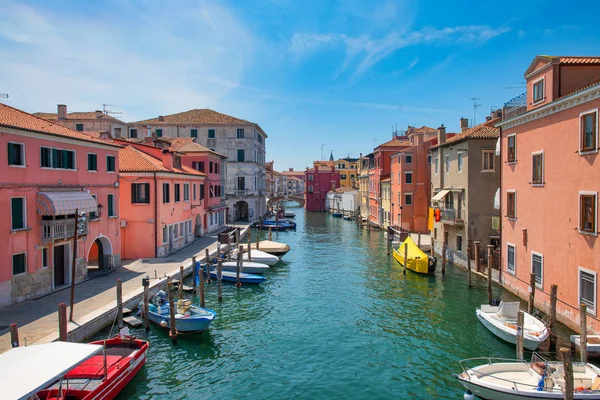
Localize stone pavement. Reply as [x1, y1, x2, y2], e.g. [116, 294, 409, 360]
[0, 227, 249, 354]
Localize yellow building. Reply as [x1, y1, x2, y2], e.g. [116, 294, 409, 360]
[335, 157, 359, 188]
[380, 178, 391, 229]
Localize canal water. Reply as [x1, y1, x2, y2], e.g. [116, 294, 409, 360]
[110, 206, 574, 399]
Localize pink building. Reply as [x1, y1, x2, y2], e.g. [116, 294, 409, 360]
[498, 56, 600, 333]
[305, 165, 340, 212]
[1, 103, 122, 307]
[117, 144, 206, 259]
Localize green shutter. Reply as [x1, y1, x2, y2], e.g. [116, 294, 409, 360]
[156, 129, 163, 137]
[208, 129, 215, 138]
[191, 129, 198, 138]
[76, 124, 84, 131]
[12, 254, 26, 275]
[237, 149, 245, 162]
[52, 149, 59, 168]
[11, 198, 24, 230]
[108, 194, 114, 216]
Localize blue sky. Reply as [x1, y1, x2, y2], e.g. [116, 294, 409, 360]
[1, 0, 600, 170]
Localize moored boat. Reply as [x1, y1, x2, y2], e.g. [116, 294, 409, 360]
[249, 240, 290, 257]
[234, 249, 280, 266]
[0, 335, 148, 400]
[392, 236, 436, 274]
[146, 291, 216, 333]
[331, 212, 343, 218]
[209, 269, 266, 284]
[221, 260, 270, 274]
[284, 211, 296, 218]
[476, 301, 549, 350]
[456, 353, 600, 399]
[571, 335, 600, 359]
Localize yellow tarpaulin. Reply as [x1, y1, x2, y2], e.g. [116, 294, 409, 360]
[428, 207, 434, 231]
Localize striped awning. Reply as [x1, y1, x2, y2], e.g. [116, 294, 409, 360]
[37, 191, 97, 216]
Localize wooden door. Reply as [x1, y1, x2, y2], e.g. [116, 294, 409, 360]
[54, 245, 65, 287]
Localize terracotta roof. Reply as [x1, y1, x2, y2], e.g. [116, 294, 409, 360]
[0, 103, 120, 147]
[332, 186, 357, 193]
[432, 118, 499, 149]
[376, 137, 412, 149]
[555, 79, 600, 101]
[119, 145, 205, 176]
[558, 56, 600, 65]
[156, 137, 227, 158]
[33, 111, 124, 122]
[381, 177, 391, 183]
[409, 125, 437, 133]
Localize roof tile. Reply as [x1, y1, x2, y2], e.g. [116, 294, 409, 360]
[119, 145, 205, 176]
[432, 118, 499, 149]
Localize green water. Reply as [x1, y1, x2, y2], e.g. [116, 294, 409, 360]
[111, 207, 573, 399]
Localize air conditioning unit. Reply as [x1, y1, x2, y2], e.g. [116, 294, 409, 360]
[120, 220, 127, 228]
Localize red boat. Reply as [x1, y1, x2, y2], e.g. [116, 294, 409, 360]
[0, 335, 148, 400]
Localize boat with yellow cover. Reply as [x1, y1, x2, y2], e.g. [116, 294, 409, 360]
[392, 236, 437, 274]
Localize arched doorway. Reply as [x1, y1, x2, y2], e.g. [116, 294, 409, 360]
[234, 201, 249, 221]
[195, 214, 203, 237]
[87, 236, 113, 276]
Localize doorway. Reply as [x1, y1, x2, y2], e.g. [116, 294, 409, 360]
[235, 201, 249, 221]
[53, 244, 66, 287]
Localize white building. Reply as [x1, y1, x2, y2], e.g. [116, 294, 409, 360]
[129, 109, 267, 222]
[326, 187, 359, 215]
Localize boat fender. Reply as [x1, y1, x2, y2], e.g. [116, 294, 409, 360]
[184, 311, 191, 317]
[160, 320, 168, 327]
[463, 390, 475, 400]
[575, 387, 587, 393]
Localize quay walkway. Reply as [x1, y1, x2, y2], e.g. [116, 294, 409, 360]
[0, 224, 250, 354]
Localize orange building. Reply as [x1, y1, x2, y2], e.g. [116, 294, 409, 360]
[498, 56, 600, 333]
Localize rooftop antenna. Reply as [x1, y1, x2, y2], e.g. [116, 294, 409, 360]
[102, 104, 122, 116]
[320, 144, 325, 160]
[470, 97, 481, 126]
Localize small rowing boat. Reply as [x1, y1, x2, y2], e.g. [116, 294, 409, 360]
[392, 236, 436, 274]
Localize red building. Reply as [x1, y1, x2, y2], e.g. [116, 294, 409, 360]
[304, 164, 340, 211]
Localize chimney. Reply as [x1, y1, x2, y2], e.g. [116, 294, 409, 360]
[95, 110, 103, 119]
[485, 116, 492, 122]
[289, 167, 293, 171]
[493, 108, 502, 119]
[360, 153, 363, 158]
[415, 133, 424, 146]
[99, 130, 110, 140]
[460, 117, 469, 132]
[161, 148, 173, 171]
[58, 104, 67, 120]
[158, 115, 165, 122]
[437, 124, 446, 145]
[144, 136, 155, 145]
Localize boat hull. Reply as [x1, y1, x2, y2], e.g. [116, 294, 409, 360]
[210, 270, 266, 284]
[392, 248, 434, 274]
[221, 261, 270, 274]
[476, 309, 548, 351]
[147, 306, 215, 333]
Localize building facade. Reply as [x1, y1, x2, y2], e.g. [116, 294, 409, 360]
[335, 157, 359, 188]
[326, 187, 359, 216]
[129, 109, 267, 223]
[304, 165, 340, 212]
[380, 178, 391, 229]
[1, 103, 122, 307]
[35, 104, 128, 139]
[498, 55, 600, 333]
[357, 154, 372, 222]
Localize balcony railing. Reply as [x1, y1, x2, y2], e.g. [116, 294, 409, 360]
[440, 208, 464, 225]
[503, 92, 527, 120]
[42, 218, 88, 243]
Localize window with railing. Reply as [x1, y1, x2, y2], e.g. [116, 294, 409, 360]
[580, 268, 596, 315]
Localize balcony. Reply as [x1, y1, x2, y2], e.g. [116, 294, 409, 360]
[503, 92, 527, 120]
[440, 208, 464, 226]
[42, 218, 88, 243]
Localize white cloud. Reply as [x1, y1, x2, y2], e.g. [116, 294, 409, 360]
[0, 1, 255, 121]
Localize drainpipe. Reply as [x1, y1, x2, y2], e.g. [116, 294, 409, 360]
[154, 172, 158, 258]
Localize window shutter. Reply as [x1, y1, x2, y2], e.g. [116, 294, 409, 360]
[11, 198, 24, 229]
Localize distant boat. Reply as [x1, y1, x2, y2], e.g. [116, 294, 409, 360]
[571, 334, 600, 359]
[284, 211, 296, 218]
[393, 236, 436, 274]
[242, 249, 280, 266]
[209, 269, 266, 284]
[263, 219, 296, 229]
[331, 212, 343, 218]
[476, 301, 549, 350]
[343, 215, 351, 220]
[221, 260, 270, 274]
[147, 291, 216, 333]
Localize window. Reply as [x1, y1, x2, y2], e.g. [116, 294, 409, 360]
[191, 129, 198, 138]
[13, 253, 26, 276]
[192, 161, 205, 172]
[445, 155, 450, 173]
[308, 185, 314, 193]
[132, 183, 150, 204]
[11, 197, 26, 230]
[130, 128, 138, 138]
[532, 78, 544, 103]
[405, 171, 413, 184]
[308, 174, 314, 181]
[40, 147, 76, 169]
[209, 162, 213, 174]
[42, 248, 49, 269]
[40, 147, 51, 168]
[208, 129, 215, 138]
[162, 226, 168, 244]
[257, 134, 263, 144]
[193, 184, 197, 200]
[180, 223, 184, 237]
[184, 183, 190, 201]
[507, 134, 517, 163]
[482, 150, 495, 172]
[89, 194, 97, 219]
[107, 194, 115, 217]
[579, 192, 597, 234]
[156, 129, 163, 137]
[434, 157, 439, 174]
[87, 153, 97, 171]
[8, 142, 25, 166]
[507, 243, 516, 274]
[106, 155, 116, 172]
[75, 123, 84, 132]
[237, 149, 245, 162]
[456, 235, 463, 251]
[580, 268, 597, 315]
[506, 191, 516, 219]
[173, 224, 178, 239]
[580, 110, 598, 153]
[237, 128, 245, 138]
[174, 183, 181, 202]
[405, 154, 412, 164]
[427, 154, 431, 165]
[237, 177, 245, 191]
[341, 174, 347, 179]
[163, 183, 170, 203]
[531, 151, 544, 186]
[457, 152, 463, 172]
[404, 193, 413, 205]
[200, 184, 205, 199]
[532, 252, 543, 288]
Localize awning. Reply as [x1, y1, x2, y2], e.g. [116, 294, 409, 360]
[37, 191, 98, 216]
[431, 189, 450, 202]
[494, 188, 500, 210]
[0, 342, 102, 400]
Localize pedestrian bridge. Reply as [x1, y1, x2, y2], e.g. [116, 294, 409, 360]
[268, 194, 305, 207]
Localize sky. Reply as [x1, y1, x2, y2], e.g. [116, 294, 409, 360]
[1, 0, 600, 170]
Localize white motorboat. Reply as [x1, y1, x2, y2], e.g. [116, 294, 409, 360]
[221, 261, 270, 274]
[284, 211, 296, 218]
[476, 301, 549, 350]
[234, 249, 280, 266]
[456, 354, 600, 399]
[249, 240, 291, 257]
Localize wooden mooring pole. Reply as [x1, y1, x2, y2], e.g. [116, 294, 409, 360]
[386, 227, 391, 256]
[236, 245, 243, 288]
[256, 234, 260, 251]
[581, 303, 588, 363]
[560, 347, 574, 400]
[248, 233, 252, 261]
[217, 259, 223, 302]
[227, 236, 232, 261]
[441, 231, 448, 275]
[116, 279, 123, 329]
[178, 266, 184, 300]
[268, 227, 273, 241]
[58, 303, 68, 341]
[205, 249, 212, 284]
[417, 233, 421, 248]
[474, 241, 481, 272]
[167, 279, 177, 343]
[143, 275, 150, 331]
[403, 242, 408, 275]
[466, 241, 472, 288]
[528, 272, 536, 314]
[487, 245, 493, 304]
[199, 261, 205, 308]
[516, 310, 524, 360]
[192, 256, 197, 289]
[10, 323, 19, 348]
[549, 284, 558, 350]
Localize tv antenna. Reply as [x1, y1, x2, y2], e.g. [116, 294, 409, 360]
[470, 97, 481, 125]
[320, 144, 325, 160]
[102, 104, 122, 116]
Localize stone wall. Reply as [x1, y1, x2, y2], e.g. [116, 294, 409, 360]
[11, 267, 52, 304]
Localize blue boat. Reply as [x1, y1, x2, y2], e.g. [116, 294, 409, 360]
[262, 220, 296, 229]
[208, 269, 266, 284]
[145, 291, 216, 333]
[259, 223, 291, 231]
[331, 213, 343, 218]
